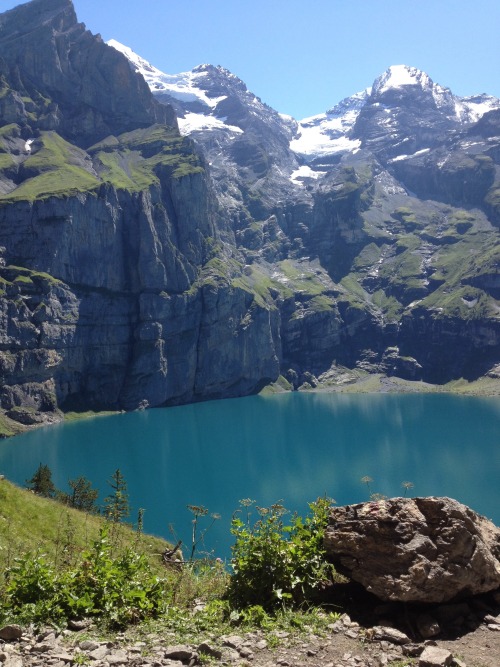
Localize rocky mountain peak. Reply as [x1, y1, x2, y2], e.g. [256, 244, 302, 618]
[370, 64, 457, 115]
[372, 65, 434, 96]
[1, 0, 500, 423]
[0, 0, 77, 34]
[325, 89, 371, 117]
[0, 0, 176, 146]
[108, 43, 263, 124]
[191, 63, 250, 98]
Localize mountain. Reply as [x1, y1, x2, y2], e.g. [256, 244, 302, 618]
[114, 47, 500, 379]
[0, 0, 500, 433]
[109, 40, 303, 245]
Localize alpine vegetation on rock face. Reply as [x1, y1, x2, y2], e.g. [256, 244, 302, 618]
[1, 0, 500, 429]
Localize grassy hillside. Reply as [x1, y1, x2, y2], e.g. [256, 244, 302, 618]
[0, 477, 169, 571]
[0, 478, 337, 633]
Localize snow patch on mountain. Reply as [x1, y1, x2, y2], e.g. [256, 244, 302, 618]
[372, 65, 435, 95]
[291, 90, 368, 160]
[291, 128, 361, 159]
[107, 40, 223, 110]
[370, 65, 500, 124]
[290, 165, 327, 184]
[388, 148, 431, 163]
[460, 95, 500, 123]
[178, 112, 243, 135]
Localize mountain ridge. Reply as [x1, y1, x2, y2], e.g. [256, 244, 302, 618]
[110, 41, 500, 175]
[108, 43, 500, 132]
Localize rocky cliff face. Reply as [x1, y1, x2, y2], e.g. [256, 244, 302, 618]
[0, 0, 284, 426]
[1, 2, 500, 430]
[0, 0, 175, 145]
[135, 59, 500, 389]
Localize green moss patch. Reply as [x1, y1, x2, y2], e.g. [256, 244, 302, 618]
[0, 125, 203, 202]
[0, 132, 100, 202]
[90, 125, 204, 191]
[419, 284, 494, 320]
[2, 265, 62, 287]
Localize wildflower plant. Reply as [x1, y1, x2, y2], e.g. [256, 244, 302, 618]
[228, 497, 337, 610]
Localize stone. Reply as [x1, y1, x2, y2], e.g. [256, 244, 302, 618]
[197, 642, 222, 659]
[418, 645, 453, 666]
[239, 647, 254, 659]
[484, 613, 500, 623]
[3, 657, 23, 667]
[328, 621, 343, 633]
[416, 614, 441, 639]
[30, 642, 54, 653]
[403, 644, 424, 657]
[51, 654, 73, 663]
[88, 645, 111, 661]
[107, 650, 129, 665]
[324, 497, 500, 603]
[67, 619, 92, 631]
[221, 635, 244, 649]
[0, 626, 23, 641]
[369, 626, 411, 645]
[222, 648, 240, 662]
[79, 640, 100, 651]
[164, 646, 198, 662]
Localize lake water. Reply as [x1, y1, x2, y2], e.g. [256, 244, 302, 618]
[0, 392, 499, 559]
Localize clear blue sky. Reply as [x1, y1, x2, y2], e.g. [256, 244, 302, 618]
[3, 0, 500, 119]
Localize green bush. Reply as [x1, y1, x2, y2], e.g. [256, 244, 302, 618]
[227, 497, 336, 611]
[2, 526, 166, 628]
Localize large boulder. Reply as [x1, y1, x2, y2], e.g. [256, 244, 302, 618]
[324, 496, 500, 603]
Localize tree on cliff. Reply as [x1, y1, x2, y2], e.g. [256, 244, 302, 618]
[26, 463, 56, 498]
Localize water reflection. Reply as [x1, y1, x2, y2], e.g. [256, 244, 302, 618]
[0, 393, 498, 557]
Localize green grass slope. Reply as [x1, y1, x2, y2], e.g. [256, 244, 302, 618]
[0, 125, 204, 202]
[0, 477, 169, 569]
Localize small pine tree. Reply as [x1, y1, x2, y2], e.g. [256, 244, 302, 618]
[103, 469, 129, 523]
[63, 476, 99, 513]
[26, 463, 56, 498]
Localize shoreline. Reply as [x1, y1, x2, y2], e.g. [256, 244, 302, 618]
[2, 371, 500, 439]
[262, 369, 500, 397]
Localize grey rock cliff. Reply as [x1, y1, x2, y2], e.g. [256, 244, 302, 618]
[0, 0, 176, 146]
[0, 0, 284, 421]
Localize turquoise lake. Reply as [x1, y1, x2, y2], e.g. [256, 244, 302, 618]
[0, 392, 499, 559]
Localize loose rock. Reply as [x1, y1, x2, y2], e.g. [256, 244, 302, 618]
[197, 642, 223, 659]
[164, 646, 198, 663]
[417, 614, 441, 639]
[325, 497, 500, 603]
[369, 626, 411, 645]
[0, 626, 23, 642]
[418, 645, 453, 666]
